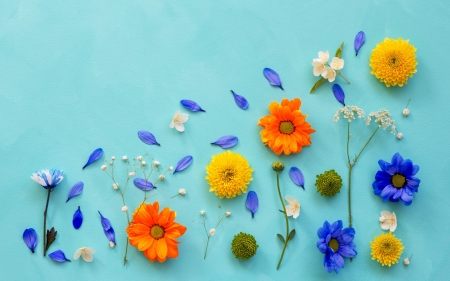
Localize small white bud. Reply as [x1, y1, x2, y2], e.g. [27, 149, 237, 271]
[397, 132, 403, 139]
[109, 161, 113, 165]
[141, 161, 146, 166]
[404, 258, 410, 265]
[129, 172, 135, 177]
[169, 166, 173, 171]
[226, 211, 231, 217]
[159, 175, 165, 180]
[109, 241, 115, 248]
[200, 210, 205, 216]
[379, 216, 386, 223]
[179, 188, 186, 195]
[122, 206, 128, 212]
[111, 156, 116, 160]
[137, 156, 142, 161]
[402, 108, 410, 116]
[154, 160, 160, 167]
[101, 165, 107, 171]
[209, 228, 216, 236]
[113, 183, 119, 189]
[122, 156, 127, 161]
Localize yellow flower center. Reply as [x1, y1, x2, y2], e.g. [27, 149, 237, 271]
[328, 238, 339, 252]
[279, 121, 295, 134]
[150, 225, 165, 239]
[392, 174, 406, 188]
[222, 168, 235, 182]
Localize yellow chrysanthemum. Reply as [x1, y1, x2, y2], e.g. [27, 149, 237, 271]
[206, 151, 253, 198]
[369, 38, 417, 87]
[370, 232, 404, 266]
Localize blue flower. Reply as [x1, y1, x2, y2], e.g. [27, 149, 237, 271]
[372, 152, 420, 206]
[317, 220, 356, 274]
[31, 169, 64, 190]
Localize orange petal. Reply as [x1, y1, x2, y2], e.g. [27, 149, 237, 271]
[137, 235, 154, 251]
[165, 238, 179, 258]
[288, 98, 301, 111]
[156, 239, 168, 259]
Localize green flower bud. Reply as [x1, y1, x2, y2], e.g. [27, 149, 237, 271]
[315, 169, 343, 197]
[272, 161, 284, 172]
[231, 232, 258, 260]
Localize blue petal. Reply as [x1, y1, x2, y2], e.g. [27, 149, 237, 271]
[133, 178, 155, 191]
[332, 84, 345, 106]
[231, 90, 249, 110]
[98, 211, 111, 230]
[23, 228, 38, 253]
[48, 250, 71, 262]
[138, 130, 160, 146]
[317, 221, 331, 239]
[180, 99, 205, 112]
[173, 155, 193, 175]
[211, 135, 238, 149]
[98, 211, 115, 243]
[333, 253, 345, 268]
[245, 191, 259, 218]
[289, 167, 305, 189]
[73, 206, 83, 229]
[82, 148, 103, 169]
[338, 244, 357, 258]
[263, 68, 284, 90]
[354, 31, 365, 56]
[66, 181, 84, 203]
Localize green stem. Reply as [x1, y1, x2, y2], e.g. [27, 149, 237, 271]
[43, 188, 51, 256]
[338, 71, 350, 84]
[348, 164, 353, 228]
[123, 238, 129, 265]
[276, 171, 289, 270]
[354, 127, 379, 163]
[204, 236, 210, 260]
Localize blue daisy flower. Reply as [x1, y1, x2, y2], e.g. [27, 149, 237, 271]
[31, 169, 64, 190]
[317, 220, 357, 274]
[372, 152, 420, 206]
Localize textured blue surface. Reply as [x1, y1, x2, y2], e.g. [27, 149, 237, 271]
[1, 0, 449, 280]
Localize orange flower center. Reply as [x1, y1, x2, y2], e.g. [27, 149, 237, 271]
[279, 121, 295, 134]
[388, 55, 399, 67]
[328, 238, 339, 252]
[222, 168, 235, 182]
[392, 174, 406, 188]
[381, 240, 394, 253]
[150, 225, 165, 239]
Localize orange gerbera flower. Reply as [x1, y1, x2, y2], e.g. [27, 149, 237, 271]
[258, 98, 315, 155]
[126, 202, 187, 263]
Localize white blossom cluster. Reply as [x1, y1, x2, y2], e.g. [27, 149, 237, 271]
[365, 109, 396, 134]
[311, 50, 345, 83]
[333, 105, 365, 122]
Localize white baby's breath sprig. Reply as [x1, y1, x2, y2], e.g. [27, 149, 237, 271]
[171, 188, 186, 198]
[333, 105, 365, 122]
[199, 207, 229, 259]
[365, 109, 397, 134]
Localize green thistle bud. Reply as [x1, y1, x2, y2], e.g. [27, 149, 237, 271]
[231, 232, 258, 260]
[272, 161, 284, 172]
[315, 169, 343, 197]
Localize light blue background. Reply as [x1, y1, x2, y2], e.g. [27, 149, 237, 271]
[1, 0, 449, 280]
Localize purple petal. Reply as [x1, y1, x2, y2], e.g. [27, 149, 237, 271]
[66, 182, 84, 203]
[98, 211, 111, 230]
[317, 221, 331, 239]
[317, 241, 328, 254]
[401, 190, 413, 204]
[245, 191, 259, 218]
[231, 90, 249, 110]
[98, 211, 115, 243]
[289, 167, 305, 189]
[180, 100, 205, 112]
[338, 244, 357, 258]
[72, 206, 83, 229]
[23, 228, 38, 253]
[138, 130, 160, 146]
[82, 148, 103, 169]
[263, 68, 284, 90]
[211, 135, 238, 149]
[133, 178, 155, 191]
[354, 31, 365, 56]
[333, 253, 345, 268]
[330, 220, 343, 236]
[173, 155, 193, 175]
[48, 250, 71, 262]
[332, 84, 345, 106]
[380, 185, 397, 201]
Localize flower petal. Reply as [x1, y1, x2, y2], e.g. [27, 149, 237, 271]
[48, 250, 71, 262]
[173, 155, 193, 175]
[332, 84, 345, 106]
[231, 90, 249, 110]
[289, 167, 305, 189]
[66, 181, 84, 203]
[133, 178, 155, 191]
[138, 130, 161, 146]
[245, 191, 259, 218]
[263, 68, 284, 90]
[180, 99, 205, 112]
[73, 206, 83, 229]
[338, 244, 357, 258]
[211, 135, 238, 149]
[82, 148, 103, 169]
[98, 211, 115, 243]
[23, 228, 38, 253]
[354, 31, 365, 56]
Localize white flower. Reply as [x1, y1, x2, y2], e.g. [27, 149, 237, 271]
[318, 50, 329, 63]
[333, 105, 365, 122]
[397, 132, 403, 139]
[109, 241, 115, 248]
[101, 165, 107, 171]
[111, 156, 116, 160]
[122, 206, 128, 212]
[154, 160, 160, 167]
[73, 247, 96, 262]
[141, 161, 146, 166]
[404, 258, 410, 265]
[285, 195, 300, 219]
[311, 59, 325, 76]
[226, 211, 231, 217]
[169, 166, 173, 171]
[122, 156, 127, 161]
[379, 211, 397, 232]
[209, 228, 216, 236]
[200, 210, 205, 216]
[329, 57, 345, 70]
[366, 109, 396, 133]
[178, 188, 186, 195]
[170, 110, 189, 132]
[113, 183, 119, 190]
[403, 108, 410, 116]
[159, 175, 165, 180]
[129, 172, 135, 177]
[321, 67, 336, 82]
[137, 156, 142, 161]
[31, 169, 64, 188]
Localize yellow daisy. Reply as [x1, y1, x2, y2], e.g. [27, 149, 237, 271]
[369, 38, 417, 87]
[206, 151, 253, 198]
[370, 232, 404, 266]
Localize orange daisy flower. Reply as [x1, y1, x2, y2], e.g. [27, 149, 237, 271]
[258, 98, 315, 155]
[126, 202, 187, 263]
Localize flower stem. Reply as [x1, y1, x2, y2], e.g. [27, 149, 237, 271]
[204, 236, 210, 260]
[276, 171, 289, 270]
[338, 71, 351, 84]
[43, 188, 51, 256]
[348, 165, 354, 228]
[123, 237, 129, 265]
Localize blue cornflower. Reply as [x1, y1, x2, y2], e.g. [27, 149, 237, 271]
[31, 169, 64, 190]
[317, 220, 356, 274]
[372, 152, 420, 206]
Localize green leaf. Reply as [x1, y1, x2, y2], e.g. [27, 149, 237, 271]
[310, 78, 326, 94]
[288, 229, 296, 242]
[277, 234, 285, 243]
[335, 42, 344, 58]
[278, 209, 285, 214]
[45, 227, 57, 251]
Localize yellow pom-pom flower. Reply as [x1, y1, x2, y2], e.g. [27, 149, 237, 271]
[369, 38, 417, 87]
[370, 232, 404, 266]
[206, 151, 253, 198]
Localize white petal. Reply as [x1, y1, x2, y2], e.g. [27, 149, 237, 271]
[178, 113, 189, 123]
[174, 123, 185, 132]
[285, 195, 296, 204]
[292, 210, 300, 219]
[81, 252, 93, 262]
[86, 247, 96, 254]
[380, 211, 392, 218]
[73, 249, 82, 260]
[169, 120, 175, 128]
[31, 175, 46, 186]
[285, 205, 294, 217]
[380, 221, 391, 230]
[173, 110, 181, 119]
[390, 222, 397, 232]
[45, 172, 53, 186]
